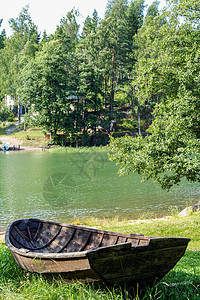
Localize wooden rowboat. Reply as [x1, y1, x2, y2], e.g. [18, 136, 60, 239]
[5, 218, 190, 288]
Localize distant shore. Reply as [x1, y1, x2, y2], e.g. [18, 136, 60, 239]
[0, 134, 109, 153]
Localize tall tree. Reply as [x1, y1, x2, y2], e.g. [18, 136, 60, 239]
[0, 20, 6, 99]
[9, 6, 39, 49]
[77, 10, 102, 135]
[81, 9, 99, 38]
[0, 19, 6, 49]
[97, 0, 145, 115]
[109, 0, 200, 190]
[18, 40, 73, 140]
[146, 0, 160, 18]
[0, 7, 39, 103]
[55, 8, 79, 52]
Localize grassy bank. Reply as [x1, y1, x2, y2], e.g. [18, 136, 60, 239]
[0, 213, 200, 299]
[49, 145, 108, 152]
[8, 128, 47, 148]
[75, 213, 199, 250]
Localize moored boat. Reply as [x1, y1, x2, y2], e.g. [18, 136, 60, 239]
[1, 142, 10, 151]
[5, 218, 190, 288]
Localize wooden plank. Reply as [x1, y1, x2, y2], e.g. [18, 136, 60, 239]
[26, 223, 36, 248]
[101, 234, 120, 247]
[116, 236, 127, 244]
[12, 252, 91, 273]
[42, 227, 75, 253]
[79, 232, 92, 251]
[11, 229, 34, 250]
[33, 222, 43, 242]
[138, 239, 149, 246]
[87, 242, 132, 260]
[84, 232, 104, 250]
[35, 223, 61, 247]
[148, 237, 190, 249]
[87, 244, 188, 283]
[67, 229, 92, 252]
[51, 268, 101, 283]
[57, 229, 76, 253]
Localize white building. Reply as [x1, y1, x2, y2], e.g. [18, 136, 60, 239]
[4, 95, 15, 110]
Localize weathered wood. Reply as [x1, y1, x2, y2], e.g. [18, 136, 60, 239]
[87, 244, 187, 282]
[5, 218, 190, 288]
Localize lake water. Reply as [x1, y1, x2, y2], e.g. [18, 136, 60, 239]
[0, 151, 199, 230]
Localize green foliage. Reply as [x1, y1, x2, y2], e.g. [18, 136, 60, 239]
[90, 0, 145, 115]
[55, 8, 79, 52]
[0, 1, 147, 144]
[118, 119, 138, 131]
[0, 19, 6, 50]
[0, 6, 39, 100]
[109, 0, 200, 190]
[0, 107, 15, 122]
[82, 10, 99, 38]
[18, 39, 74, 136]
[146, 0, 160, 18]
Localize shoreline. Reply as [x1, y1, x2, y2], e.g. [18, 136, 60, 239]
[0, 135, 109, 153]
[0, 135, 43, 152]
[1, 212, 199, 247]
[0, 146, 43, 152]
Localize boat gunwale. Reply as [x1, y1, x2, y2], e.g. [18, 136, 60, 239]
[5, 218, 142, 259]
[7, 218, 149, 237]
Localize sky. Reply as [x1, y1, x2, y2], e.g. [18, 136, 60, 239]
[1, 0, 166, 37]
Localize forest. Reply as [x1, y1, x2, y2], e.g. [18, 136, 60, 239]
[0, 0, 200, 189]
[0, 0, 163, 143]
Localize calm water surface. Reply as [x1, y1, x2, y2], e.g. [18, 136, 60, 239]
[0, 151, 199, 230]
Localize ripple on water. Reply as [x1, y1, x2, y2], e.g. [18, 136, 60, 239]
[0, 151, 199, 230]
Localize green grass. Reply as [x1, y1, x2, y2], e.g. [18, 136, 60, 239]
[9, 129, 43, 139]
[0, 213, 200, 299]
[49, 145, 108, 153]
[8, 128, 47, 148]
[0, 123, 16, 136]
[72, 213, 200, 250]
[0, 127, 6, 136]
[0, 243, 199, 299]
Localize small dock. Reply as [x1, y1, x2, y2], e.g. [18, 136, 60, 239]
[9, 145, 21, 151]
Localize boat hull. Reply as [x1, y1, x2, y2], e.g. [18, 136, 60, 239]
[5, 218, 190, 287]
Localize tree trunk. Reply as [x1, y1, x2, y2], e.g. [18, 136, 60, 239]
[110, 53, 115, 112]
[18, 103, 21, 125]
[137, 86, 141, 135]
[82, 98, 86, 132]
[50, 131, 52, 144]
[24, 106, 26, 131]
[103, 73, 106, 108]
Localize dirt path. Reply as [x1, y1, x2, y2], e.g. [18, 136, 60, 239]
[5, 122, 18, 135]
[0, 135, 22, 146]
